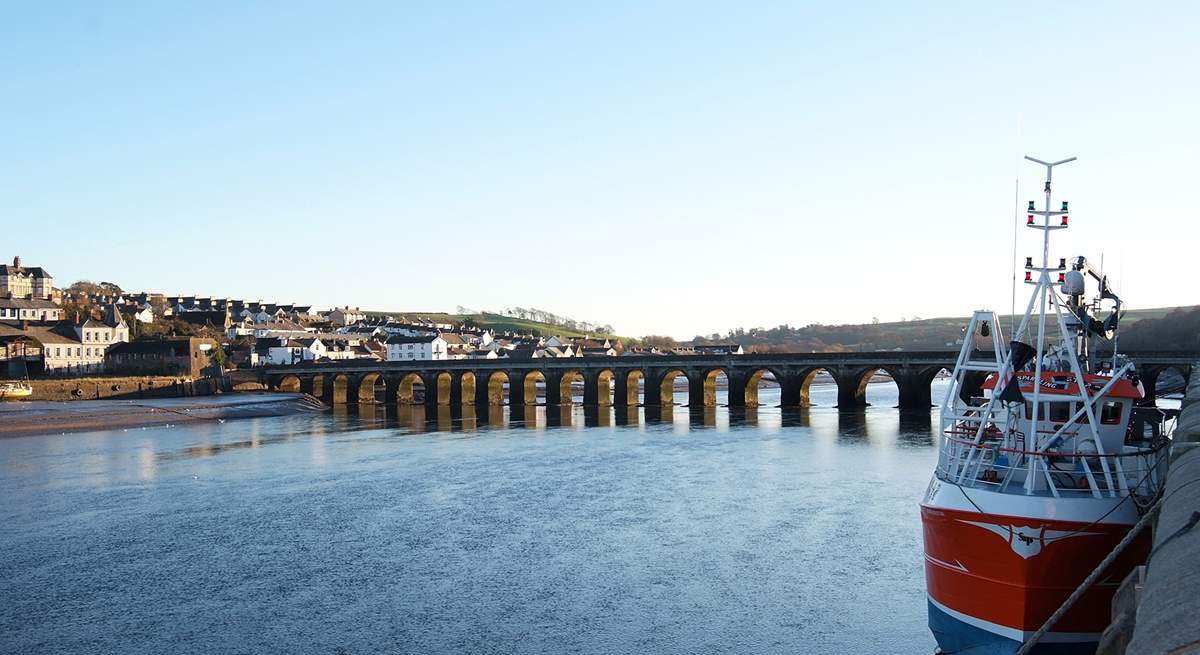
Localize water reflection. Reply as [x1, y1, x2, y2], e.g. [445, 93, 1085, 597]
[0, 382, 962, 655]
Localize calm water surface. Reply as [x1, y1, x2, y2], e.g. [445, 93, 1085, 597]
[0, 382, 948, 654]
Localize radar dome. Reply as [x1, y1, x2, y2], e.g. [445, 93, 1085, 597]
[1061, 270, 1085, 295]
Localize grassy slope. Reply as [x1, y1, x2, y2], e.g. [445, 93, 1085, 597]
[362, 310, 628, 341]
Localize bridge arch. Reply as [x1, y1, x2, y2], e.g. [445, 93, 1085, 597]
[391, 372, 427, 405]
[277, 375, 301, 393]
[560, 370, 584, 405]
[310, 374, 325, 399]
[460, 372, 477, 405]
[593, 369, 615, 405]
[853, 367, 900, 407]
[330, 374, 350, 404]
[702, 368, 728, 407]
[487, 371, 510, 405]
[434, 372, 452, 405]
[523, 370, 546, 405]
[656, 369, 689, 406]
[357, 372, 385, 403]
[624, 370, 644, 406]
[743, 368, 783, 407]
[797, 367, 838, 407]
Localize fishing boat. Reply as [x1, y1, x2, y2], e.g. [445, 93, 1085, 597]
[920, 157, 1170, 654]
[0, 380, 33, 399]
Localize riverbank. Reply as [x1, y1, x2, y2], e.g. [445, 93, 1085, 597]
[0, 393, 326, 438]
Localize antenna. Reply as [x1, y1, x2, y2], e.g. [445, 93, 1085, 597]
[1011, 176, 1019, 336]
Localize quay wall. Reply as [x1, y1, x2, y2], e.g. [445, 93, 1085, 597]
[1105, 365, 1200, 655]
[21, 376, 223, 402]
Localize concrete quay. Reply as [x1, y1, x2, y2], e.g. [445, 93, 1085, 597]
[1101, 367, 1200, 655]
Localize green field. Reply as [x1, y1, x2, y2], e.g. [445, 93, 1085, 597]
[362, 310, 628, 341]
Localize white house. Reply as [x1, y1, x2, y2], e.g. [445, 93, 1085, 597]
[385, 334, 448, 361]
[262, 337, 326, 365]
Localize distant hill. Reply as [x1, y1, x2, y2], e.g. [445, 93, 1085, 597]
[692, 306, 1200, 353]
[361, 305, 1199, 353]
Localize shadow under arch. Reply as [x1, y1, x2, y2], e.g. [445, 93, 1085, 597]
[278, 375, 301, 393]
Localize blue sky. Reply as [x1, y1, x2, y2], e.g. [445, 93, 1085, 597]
[2, 2, 1197, 338]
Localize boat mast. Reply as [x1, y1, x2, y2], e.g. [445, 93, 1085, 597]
[1022, 155, 1075, 489]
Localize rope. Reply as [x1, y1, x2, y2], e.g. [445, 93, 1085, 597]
[1014, 496, 1163, 655]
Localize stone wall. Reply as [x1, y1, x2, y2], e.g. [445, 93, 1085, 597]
[24, 375, 222, 401]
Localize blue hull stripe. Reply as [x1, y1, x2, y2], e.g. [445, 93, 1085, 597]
[928, 601, 1097, 655]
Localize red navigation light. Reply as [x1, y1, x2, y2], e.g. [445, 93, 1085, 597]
[1058, 272, 1066, 283]
[1061, 215, 1069, 226]
[1027, 215, 1035, 225]
[1025, 271, 1032, 282]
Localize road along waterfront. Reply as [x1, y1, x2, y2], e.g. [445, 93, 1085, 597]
[1, 382, 942, 654]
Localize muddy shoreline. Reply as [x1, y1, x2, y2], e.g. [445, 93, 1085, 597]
[0, 393, 326, 438]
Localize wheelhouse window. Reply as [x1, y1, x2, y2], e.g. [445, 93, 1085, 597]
[1101, 401, 1123, 425]
[1048, 401, 1072, 423]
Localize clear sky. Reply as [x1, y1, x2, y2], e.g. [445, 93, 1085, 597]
[3, 2, 1197, 338]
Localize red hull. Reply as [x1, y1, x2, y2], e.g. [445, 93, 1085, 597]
[921, 504, 1149, 636]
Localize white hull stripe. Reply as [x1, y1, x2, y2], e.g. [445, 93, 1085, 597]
[924, 554, 969, 572]
[927, 595, 1100, 644]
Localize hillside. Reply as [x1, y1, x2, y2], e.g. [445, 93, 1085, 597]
[362, 305, 1199, 353]
[694, 306, 1200, 353]
[363, 311, 629, 341]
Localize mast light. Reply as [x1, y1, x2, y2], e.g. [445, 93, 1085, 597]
[1027, 201, 1036, 211]
[1061, 201, 1069, 211]
[1025, 257, 1033, 268]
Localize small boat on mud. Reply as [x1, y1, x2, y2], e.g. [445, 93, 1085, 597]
[0, 381, 33, 400]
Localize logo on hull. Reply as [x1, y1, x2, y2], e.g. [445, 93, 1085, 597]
[959, 520, 1099, 559]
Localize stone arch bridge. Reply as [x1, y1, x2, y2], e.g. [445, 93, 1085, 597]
[259, 350, 1194, 409]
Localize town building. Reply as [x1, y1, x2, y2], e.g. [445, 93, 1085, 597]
[105, 337, 215, 377]
[0, 256, 55, 300]
[329, 307, 366, 326]
[0, 297, 62, 321]
[0, 304, 129, 374]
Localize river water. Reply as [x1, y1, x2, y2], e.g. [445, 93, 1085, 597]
[0, 381, 949, 654]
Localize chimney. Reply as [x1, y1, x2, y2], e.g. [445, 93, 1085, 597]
[13, 255, 21, 269]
